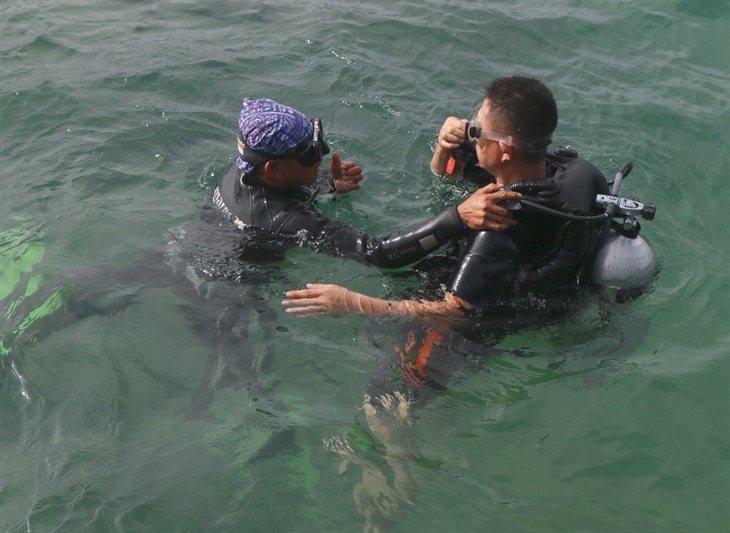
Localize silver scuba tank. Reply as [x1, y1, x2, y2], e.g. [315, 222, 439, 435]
[591, 229, 657, 290]
[590, 161, 657, 292]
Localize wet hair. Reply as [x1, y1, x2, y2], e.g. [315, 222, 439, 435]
[484, 76, 558, 162]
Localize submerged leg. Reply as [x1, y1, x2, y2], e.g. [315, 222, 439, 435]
[336, 320, 502, 531]
[173, 281, 279, 421]
[323, 394, 415, 533]
[330, 323, 458, 531]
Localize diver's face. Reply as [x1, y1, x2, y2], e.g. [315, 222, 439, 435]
[277, 157, 321, 187]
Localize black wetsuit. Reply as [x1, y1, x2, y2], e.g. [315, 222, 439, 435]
[210, 163, 468, 268]
[449, 149, 610, 311]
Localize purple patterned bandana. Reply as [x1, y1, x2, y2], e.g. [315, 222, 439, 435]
[236, 98, 313, 175]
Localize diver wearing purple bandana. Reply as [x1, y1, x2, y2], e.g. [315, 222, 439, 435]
[211, 98, 519, 268]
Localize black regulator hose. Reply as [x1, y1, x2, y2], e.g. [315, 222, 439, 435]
[611, 161, 633, 195]
[506, 179, 560, 194]
[504, 178, 609, 222]
[513, 199, 610, 222]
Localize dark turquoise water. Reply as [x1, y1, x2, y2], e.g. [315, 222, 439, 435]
[1, 1, 729, 531]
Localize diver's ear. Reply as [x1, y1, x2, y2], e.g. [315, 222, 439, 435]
[258, 159, 288, 188]
[499, 141, 512, 163]
[262, 160, 283, 178]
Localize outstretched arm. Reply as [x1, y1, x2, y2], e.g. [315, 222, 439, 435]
[282, 283, 473, 318]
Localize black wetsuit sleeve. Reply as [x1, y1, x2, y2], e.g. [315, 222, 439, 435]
[215, 164, 466, 268]
[272, 202, 467, 268]
[448, 231, 519, 306]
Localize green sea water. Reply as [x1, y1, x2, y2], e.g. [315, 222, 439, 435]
[1, 1, 729, 531]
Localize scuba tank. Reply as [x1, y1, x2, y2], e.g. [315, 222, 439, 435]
[590, 162, 657, 294]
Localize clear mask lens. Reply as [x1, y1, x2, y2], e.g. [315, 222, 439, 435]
[466, 106, 512, 146]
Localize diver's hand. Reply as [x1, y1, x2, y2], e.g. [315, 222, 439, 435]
[330, 152, 363, 193]
[436, 117, 467, 150]
[431, 117, 467, 176]
[283, 283, 389, 317]
[457, 183, 521, 231]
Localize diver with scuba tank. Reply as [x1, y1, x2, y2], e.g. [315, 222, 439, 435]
[432, 101, 657, 301]
[282, 75, 658, 317]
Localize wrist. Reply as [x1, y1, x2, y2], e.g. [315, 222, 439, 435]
[431, 147, 450, 176]
[454, 205, 468, 231]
